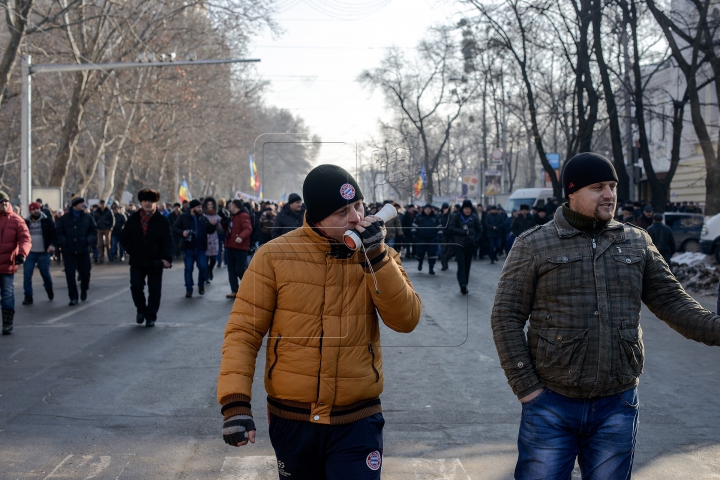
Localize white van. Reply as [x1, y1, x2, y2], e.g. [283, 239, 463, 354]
[700, 213, 720, 263]
[504, 188, 554, 212]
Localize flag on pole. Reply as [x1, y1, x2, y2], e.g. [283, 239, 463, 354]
[249, 155, 261, 194]
[414, 166, 426, 198]
[178, 177, 192, 203]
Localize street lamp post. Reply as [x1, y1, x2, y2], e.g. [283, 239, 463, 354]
[20, 55, 260, 217]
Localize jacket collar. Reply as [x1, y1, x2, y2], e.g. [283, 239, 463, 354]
[553, 208, 624, 240]
[301, 217, 355, 260]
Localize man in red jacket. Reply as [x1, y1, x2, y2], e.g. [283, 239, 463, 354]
[225, 199, 253, 298]
[0, 191, 31, 334]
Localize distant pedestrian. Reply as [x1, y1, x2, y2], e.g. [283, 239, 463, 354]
[492, 152, 720, 479]
[258, 206, 276, 245]
[647, 213, 676, 264]
[631, 205, 654, 229]
[22, 202, 57, 305]
[412, 204, 441, 275]
[224, 199, 253, 298]
[93, 199, 114, 264]
[110, 203, 127, 262]
[511, 205, 537, 238]
[119, 189, 173, 327]
[485, 205, 505, 264]
[401, 204, 417, 259]
[56, 196, 97, 306]
[448, 200, 482, 294]
[0, 192, 31, 334]
[535, 207, 550, 226]
[167, 203, 182, 259]
[439, 203, 453, 270]
[203, 197, 221, 282]
[271, 193, 304, 239]
[172, 199, 217, 297]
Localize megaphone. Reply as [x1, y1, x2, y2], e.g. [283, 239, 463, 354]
[343, 203, 398, 251]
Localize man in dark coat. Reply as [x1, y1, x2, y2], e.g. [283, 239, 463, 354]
[173, 199, 217, 297]
[412, 204, 441, 274]
[631, 205, 654, 229]
[56, 196, 97, 305]
[647, 213, 676, 265]
[93, 199, 114, 264]
[120, 189, 173, 327]
[271, 193, 304, 239]
[401, 204, 417, 259]
[167, 203, 182, 259]
[485, 205, 505, 264]
[110, 203, 127, 262]
[510, 204, 537, 237]
[448, 199, 482, 294]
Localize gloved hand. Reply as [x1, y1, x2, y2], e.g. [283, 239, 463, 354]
[222, 415, 256, 447]
[358, 218, 386, 251]
[15, 255, 25, 265]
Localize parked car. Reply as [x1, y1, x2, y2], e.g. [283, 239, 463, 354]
[700, 213, 720, 263]
[664, 212, 704, 253]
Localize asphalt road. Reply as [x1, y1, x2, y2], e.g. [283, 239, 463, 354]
[1, 254, 720, 479]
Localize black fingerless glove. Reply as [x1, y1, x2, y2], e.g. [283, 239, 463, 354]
[15, 255, 25, 265]
[360, 219, 386, 250]
[222, 415, 256, 446]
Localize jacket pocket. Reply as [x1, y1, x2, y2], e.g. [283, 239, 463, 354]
[613, 253, 644, 293]
[541, 253, 584, 293]
[536, 328, 588, 386]
[618, 327, 644, 381]
[268, 334, 282, 379]
[368, 343, 380, 383]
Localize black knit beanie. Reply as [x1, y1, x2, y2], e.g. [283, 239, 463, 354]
[303, 164, 364, 223]
[562, 152, 618, 197]
[287, 193, 302, 204]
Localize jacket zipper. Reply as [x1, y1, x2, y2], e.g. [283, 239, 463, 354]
[268, 334, 282, 379]
[592, 220, 597, 250]
[316, 331, 324, 400]
[368, 343, 380, 382]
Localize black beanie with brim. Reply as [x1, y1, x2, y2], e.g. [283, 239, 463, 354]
[562, 152, 618, 197]
[303, 164, 363, 224]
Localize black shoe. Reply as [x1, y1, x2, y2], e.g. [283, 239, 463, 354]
[145, 319, 155, 328]
[46, 287, 54, 301]
[136, 313, 145, 324]
[208, 271, 214, 281]
[198, 285, 205, 295]
[2, 310, 14, 335]
[429, 267, 435, 275]
[460, 285, 468, 295]
[226, 292, 237, 299]
[418, 261, 423, 271]
[80, 290, 87, 302]
[205, 278, 212, 284]
[22, 295, 33, 305]
[185, 291, 192, 298]
[69, 299, 78, 306]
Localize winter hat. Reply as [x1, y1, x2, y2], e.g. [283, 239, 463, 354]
[287, 193, 302, 204]
[71, 196, 85, 207]
[29, 202, 42, 210]
[189, 199, 201, 209]
[519, 204, 530, 211]
[643, 205, 653, 212]
[441, 202, 450, 209]
[138, 189, 160, 202]
[303, 164, 364, 223]
[461, 199, 474, 210]
[0, 191, 9, 201]
[562, 152, 618, 197]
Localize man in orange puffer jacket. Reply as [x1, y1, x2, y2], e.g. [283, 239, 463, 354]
[218, 165, 422, 479]
[0, 191, 31, 335]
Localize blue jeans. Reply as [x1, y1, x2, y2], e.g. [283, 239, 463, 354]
[488, 237, 503, 261]
[0, 274, 14, 310]
[516, 388, 638, 480]
[110, 235, 125, 260]
[183, 249, 207, 291]
[23, 252, 52, 296]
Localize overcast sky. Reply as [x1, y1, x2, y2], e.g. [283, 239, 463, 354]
[247, 0, 462, 170]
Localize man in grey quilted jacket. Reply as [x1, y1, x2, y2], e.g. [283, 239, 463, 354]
[491, 152, 720, 479]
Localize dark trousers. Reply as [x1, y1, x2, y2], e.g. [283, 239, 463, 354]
[269, 413, 384, 480]
[455, 244, 473, 287]
[415, 242, 438, 266]
[63, 252, 91, 301]
[226, 248, 248, 293]
[440, 243, 453, 268]
[488, 236, 503, 262]
[130, 265, 163, 321]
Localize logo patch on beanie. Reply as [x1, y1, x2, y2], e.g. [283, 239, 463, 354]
[340, 183, 356, 200]
[569, 182, 575, 189]
[366, 451, 382, 470]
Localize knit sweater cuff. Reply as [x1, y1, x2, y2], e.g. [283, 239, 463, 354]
[220, 393, 252, 420]
[361, 244, 391, 273]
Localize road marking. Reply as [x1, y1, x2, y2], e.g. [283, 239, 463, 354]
[219, 456, 471, 479]
[8, 347, 24, 359]
[43, 290, 127, 324]
[43, 454, 112, 479]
